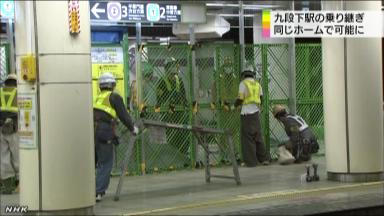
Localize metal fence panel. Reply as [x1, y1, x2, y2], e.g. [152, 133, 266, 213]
[0, 43, 10, 83]
[138, 44, 193, 172]
[295, 44, 324, 155]
[115, 42, 324, 175]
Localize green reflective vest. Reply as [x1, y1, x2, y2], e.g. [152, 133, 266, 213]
[243, 80, 261, 105]
[163, 75, 180, 92]
[93, 91, 117, 119]
[0, 87, 18, 113]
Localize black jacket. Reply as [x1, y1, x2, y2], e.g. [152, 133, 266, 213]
[94, 92, 135, 136]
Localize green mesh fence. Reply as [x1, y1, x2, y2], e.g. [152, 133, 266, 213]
[295, 44, 324, 155]
[214, 44, 241, 163]
[113, 43, 324, 175]
[138, 44, 193, 173]
[244, 44, 290, 160]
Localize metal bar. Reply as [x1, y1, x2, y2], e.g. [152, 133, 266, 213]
[114, 135, 137, 201]
[135, 22, 144, 175]
[210, 175, 236, 179]
[142, 119, 227, 134]
[261, 44, 271, 155]
[203, 135, 211, 183]
[189, 26, 197, 168]
[7, 18, 15, 74]
[226, 133, 241, 185]
[121, 33, 130, 105]
[239, 0, 245, 72]
[288, 2, 297, 115]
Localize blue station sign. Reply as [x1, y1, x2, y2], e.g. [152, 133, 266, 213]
[90, 1, 181, 23]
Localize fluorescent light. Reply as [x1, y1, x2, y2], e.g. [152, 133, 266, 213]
[206, 13, 254, 17]
[206, 3, 239, 7]
[206, 3, 282, 9]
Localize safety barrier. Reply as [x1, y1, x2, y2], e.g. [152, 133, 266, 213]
[107, 43, 323, 175]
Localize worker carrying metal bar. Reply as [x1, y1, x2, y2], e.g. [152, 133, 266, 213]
[272, 105, 319, 165]
[93, 72, 139, 202]
[234, 64, 269, 167]
[0, 73, 19, 194]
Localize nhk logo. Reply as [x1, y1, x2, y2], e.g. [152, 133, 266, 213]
[5, 205, 28, 213]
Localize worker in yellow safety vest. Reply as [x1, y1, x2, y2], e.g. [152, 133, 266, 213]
[156, 59, 190, 164]
[93, 72, 139, 202]
[234, 65, 269, 167]
[0, 73, 19, 194]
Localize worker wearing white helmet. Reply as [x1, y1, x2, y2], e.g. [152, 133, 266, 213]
[93, 72, 138, 202]
[234, 64, 269, 167]
[0, 73, 19, 194]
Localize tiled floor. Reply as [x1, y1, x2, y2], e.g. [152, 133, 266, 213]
[1, 156, 383, 215]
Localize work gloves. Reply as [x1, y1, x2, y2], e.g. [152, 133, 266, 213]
[133, 126, 139, 136]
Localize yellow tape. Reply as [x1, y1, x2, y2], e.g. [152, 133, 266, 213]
[123, 181, 384, 216]
[140, 163, 145, 173]
[139, 103, 145, 112]
[210, 103, 216, 110]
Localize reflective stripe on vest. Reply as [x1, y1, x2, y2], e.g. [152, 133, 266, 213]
[93, 91, 117, 119]
[163, 75, 180, 92]
[0, 87, 18, 113]
[243, 79, 261, 105]
[287, 115, 309, 132]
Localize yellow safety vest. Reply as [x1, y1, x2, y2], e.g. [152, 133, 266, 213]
[243, 80, 261, 105]
[0, 87, 18, 113]
[93, 91, 117, 119]
[163, 75, 180, 92]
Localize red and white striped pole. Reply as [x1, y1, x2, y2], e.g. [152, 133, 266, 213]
[68, 0, 80, 35]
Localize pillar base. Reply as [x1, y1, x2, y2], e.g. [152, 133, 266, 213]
[25, 206, 93, 216]
[328, 172, 384, 182]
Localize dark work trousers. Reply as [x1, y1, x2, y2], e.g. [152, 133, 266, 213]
[240, 112, 267, 166]
[95, 139, 114, 194]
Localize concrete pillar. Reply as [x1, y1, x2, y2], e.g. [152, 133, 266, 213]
[15, 1, 94, 213]
[322, 1, 384, 182]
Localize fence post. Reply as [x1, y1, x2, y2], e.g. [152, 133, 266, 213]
[261, 44, 270, 155]
[188, 26, 197, 167]
[288, 38, 297, 115]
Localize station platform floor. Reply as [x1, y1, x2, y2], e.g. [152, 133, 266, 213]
[1, 156, 383, 215]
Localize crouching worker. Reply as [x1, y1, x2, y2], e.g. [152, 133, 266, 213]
[93, 72, 139, 202]
[272, 105, 319, 164]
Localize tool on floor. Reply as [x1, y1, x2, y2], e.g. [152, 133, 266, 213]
[305, 164, 312, 182]
[312, 163, 319, 181]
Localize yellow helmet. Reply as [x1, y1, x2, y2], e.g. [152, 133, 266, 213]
[272, 105, 286, 117]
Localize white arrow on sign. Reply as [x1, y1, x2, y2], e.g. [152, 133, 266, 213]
[91, 3, 105, 19]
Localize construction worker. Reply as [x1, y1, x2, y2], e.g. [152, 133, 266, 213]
[234, 65, 269, 167]
[130, 62, 157, 110]
[211, 57, 241, 164]
[0, 73, 19, 194]
[156, 59, 189, 162]
[272, 105, 319, 164]
[211, 56, 239, 108]
[93, 72, 139, 202]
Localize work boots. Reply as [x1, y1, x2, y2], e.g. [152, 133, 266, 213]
[0, 177, 16, 194]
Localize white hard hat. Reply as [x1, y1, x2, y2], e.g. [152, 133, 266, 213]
[6, 73, 17, 82]
[98, 72, 116, 89]
[99, 72, 116, 84]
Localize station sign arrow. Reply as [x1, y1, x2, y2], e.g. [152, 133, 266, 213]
[89, 1, 181, 23]
[91, 2, 105, 19]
